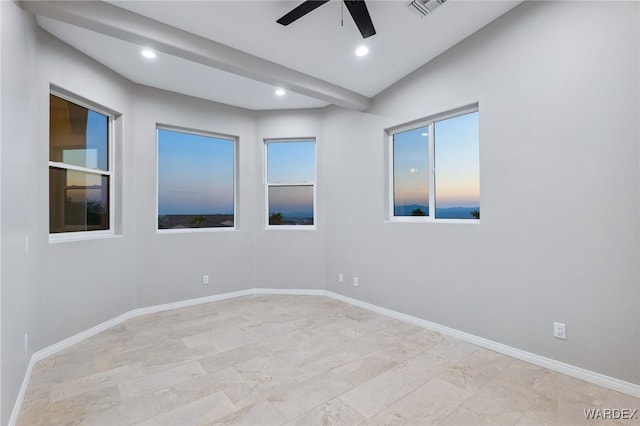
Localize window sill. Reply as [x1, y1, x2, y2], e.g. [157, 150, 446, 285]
[386, 218, 480, 224]
[264, 226, 317, 231]
[49, 232, 120, 244]
[156, 227, 237, 235]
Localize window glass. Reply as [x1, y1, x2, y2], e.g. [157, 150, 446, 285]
[390, 108, 479, 221]
[49, 168, 109, 233]
[50, 95, 108, 170]
[266, 140, 316, 227]
[49, 94, 112, 235]
[268, 185, 314, 225]
[434, 111, 480, 219]
[267, 141, 315, 183]
[393, 126, 429, 216]
[157, 128, 235, 230]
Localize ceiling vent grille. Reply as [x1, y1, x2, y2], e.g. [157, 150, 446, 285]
[407, 0, 447, 17]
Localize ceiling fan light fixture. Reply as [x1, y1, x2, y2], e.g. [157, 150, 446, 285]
[355, 45, 369, 57]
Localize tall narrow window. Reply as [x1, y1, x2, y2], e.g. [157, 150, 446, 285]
[49, 93, 113, 236]
[265, 140, 316, 228]
[157, 127, 236, 231]
[390, 108, 480, 221]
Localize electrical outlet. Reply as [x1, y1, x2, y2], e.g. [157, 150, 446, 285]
[203, 275, 209, 285]
[353, 277, 359, 287]
[338, 273, 344, 283]
[553, 322, 566, 339]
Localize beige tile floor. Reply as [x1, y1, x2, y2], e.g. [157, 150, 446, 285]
[17, 295, 639, 425]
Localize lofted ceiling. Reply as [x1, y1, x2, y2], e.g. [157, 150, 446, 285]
[25, 0, 522, 111]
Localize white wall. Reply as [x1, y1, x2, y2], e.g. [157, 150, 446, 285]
[32, 24, 137, 352]
[131, 87, 258, 306]
[1, 4, 136, 423]
[130, 98, 327, 305]
[255, 110, 326, 290]
[324, 1, 640, 384]
[1, 3, 38, 424]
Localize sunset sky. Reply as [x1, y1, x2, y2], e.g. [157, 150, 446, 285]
[267, 141, 315, 217]
[394, 111, 479, 212]
[157, 129, 234, 215]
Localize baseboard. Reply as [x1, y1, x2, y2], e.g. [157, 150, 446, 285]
[10, 288, 639, 425]
[251, 288, 326, 296]
[7, 356, 34, 426]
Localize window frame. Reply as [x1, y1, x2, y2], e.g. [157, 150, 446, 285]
[49, 89, 116, 242]
[388, 105, 480, 224]
[156, 124, 238, 234]
[264, 138, 317, 230]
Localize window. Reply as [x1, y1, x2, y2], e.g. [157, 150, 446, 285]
[157, 127, 236, 231]
[390, 108, 480, 221]
[265, 140, 316, 228]
[49, 93, 113, 237]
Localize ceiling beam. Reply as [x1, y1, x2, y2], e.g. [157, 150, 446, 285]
[20, 0, 372, 111]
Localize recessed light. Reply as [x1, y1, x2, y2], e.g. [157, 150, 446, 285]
[421, 133, 428, 136]
[275, 88, 286, 96]
[355, 46, 369, 57]
[141, 49, 157, 59]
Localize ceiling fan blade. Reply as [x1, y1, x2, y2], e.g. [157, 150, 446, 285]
[343, 1, 376, 39]
[277, 1, 330, 26]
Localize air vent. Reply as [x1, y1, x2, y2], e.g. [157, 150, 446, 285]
[407, 0, 447, 17]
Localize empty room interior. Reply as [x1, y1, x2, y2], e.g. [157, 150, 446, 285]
[1, 0, 640, 424]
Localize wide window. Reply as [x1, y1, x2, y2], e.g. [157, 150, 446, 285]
[390, 108, 480, 221]
[265, 140, 316, 228]
[49, 93, 113, 236]
[157, 127, 236, 231]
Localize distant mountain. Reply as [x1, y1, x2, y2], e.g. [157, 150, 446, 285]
[158, 214, 234, 229]
[395, 204, 478, 219]
[282, 211, 313, 219]
[436, 207, 479, 219]
[394, 204, 429, 216]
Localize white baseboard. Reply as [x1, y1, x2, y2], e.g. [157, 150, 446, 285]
[10, 288, 640, 425]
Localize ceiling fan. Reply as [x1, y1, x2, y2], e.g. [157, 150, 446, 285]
[277, 0, 376, 39]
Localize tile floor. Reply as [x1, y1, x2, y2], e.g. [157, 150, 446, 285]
[17, 295, 639, 425]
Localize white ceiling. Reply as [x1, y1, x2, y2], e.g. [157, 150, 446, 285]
[29, 0, 522, 111]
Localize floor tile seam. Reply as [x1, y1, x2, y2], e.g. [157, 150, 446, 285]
[333, 373, 428, 421]
[464, 373, 558, 416]
[394, 377, 476, 423]
[284, 395, 368, 426]
[461, 401, 527, 425]
[115, 366, 203, 405]
[436, 350, 512, 397]
[397, 376, 474, 419]
[473, 375, 535, 407]
[436, 370, 497, 406]
[327, 350, 391, 383]
[488, 373, 559, 401]
[333, 395, 370, 424]
[218, 388, 241, 418]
